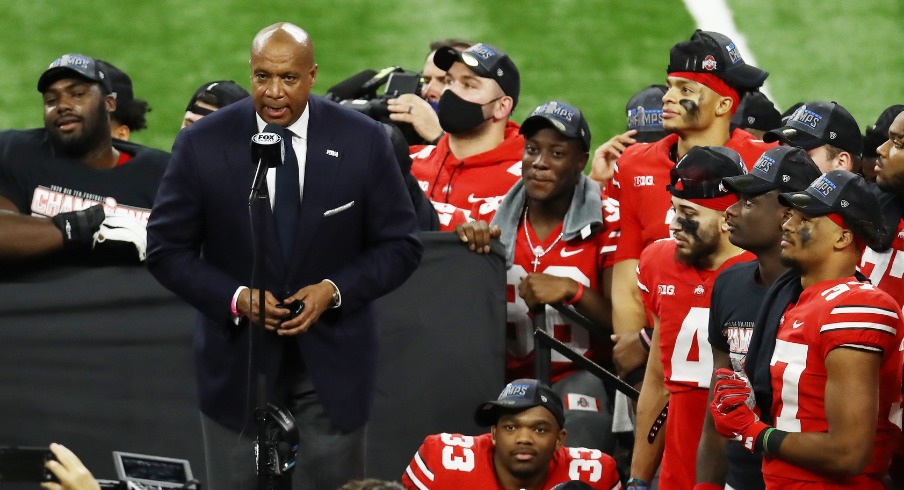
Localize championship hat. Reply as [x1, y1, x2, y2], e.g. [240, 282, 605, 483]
[433, 43, 520, 109]
[185, 80, 250, 115]
[520, 100, 591, 151]
[667, 30, 768, 90]
[474, 379, 565, 428]
[668, 146, 746, 200]
[722, 146, 821, 196]
[763, 101, 863, 157]
[37, 53, 112, 93]
[863, 104, 904, 158]
[626, 85, 667, 143]
[731, 91, 782, 132]
[778, 170, 885, 249]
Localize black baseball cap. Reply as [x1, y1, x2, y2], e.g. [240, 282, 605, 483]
[723, 146, 821, 196]
[434, 43, 520, 109]
[763, 101, 864, 157]
[626, 85, 667, 143]
[37, 53, 112, 93]
[731, 91, 782, 132]
[668, 146, 746, 199]
[520, 100, 591, 151]
[551, 482, 595, 490]
[864, 105, 904, 158]
[667, 30, 768, 90]
[95, 60, 133, 103]
[474, 379, 565, 428]
[186, 80, 250, 114]
[778, 170, 885, 249]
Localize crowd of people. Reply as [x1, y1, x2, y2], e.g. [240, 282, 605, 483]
[3, 18, 904, 490]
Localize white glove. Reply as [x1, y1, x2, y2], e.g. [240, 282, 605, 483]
[93, 215, 147, 262]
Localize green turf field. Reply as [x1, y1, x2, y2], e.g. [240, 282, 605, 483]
[1, 0, 901, 154]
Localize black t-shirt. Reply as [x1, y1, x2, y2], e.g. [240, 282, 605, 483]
[0, 128, 169, 220]
[709, 259, 766, 490]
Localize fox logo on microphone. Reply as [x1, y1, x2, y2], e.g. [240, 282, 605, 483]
[251, 132, 282, 145]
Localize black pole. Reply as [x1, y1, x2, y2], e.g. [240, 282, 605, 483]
[250, 176, 285, 490]
[532, 306, 551, 386]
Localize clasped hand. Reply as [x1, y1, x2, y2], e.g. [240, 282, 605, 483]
[237, 282, 335, 335]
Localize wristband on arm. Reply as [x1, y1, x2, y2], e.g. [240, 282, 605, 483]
[564, 282, 584, 305]
[639, 326, 654, 351]
[626, 478, 650, 489]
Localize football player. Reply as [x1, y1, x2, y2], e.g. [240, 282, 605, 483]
[609, 30, 773, 389]
[455, 100, 619, 451]
[627, 146, 753, 490]
[401, 379, 621, 490]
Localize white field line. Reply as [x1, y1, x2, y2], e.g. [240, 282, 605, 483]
[682, 0, 773, 100]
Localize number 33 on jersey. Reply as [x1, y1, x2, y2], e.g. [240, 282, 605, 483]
[401, 433, 621, 489]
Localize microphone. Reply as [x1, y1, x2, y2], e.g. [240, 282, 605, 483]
[324, 69, 378, 101]
[249, 123, 285, 203]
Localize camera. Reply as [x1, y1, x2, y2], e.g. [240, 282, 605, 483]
[330, 66, 426, 145]
[0, 446, 57, 483]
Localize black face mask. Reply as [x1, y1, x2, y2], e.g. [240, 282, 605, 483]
[437, 90, 500, 134]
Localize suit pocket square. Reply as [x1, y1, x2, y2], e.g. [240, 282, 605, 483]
[324, 201, 355, 217]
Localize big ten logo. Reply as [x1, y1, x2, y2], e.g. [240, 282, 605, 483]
[634, 176, 654, 187]
[658, 284, 675, 296]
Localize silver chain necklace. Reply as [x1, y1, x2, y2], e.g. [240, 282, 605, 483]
[523, 207, 564, 272]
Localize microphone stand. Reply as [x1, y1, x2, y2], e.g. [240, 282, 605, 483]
[248, 161, 287, 490]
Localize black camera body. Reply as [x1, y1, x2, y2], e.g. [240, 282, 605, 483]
[334, 67, 426, 145]
[0, 446, 57, 483]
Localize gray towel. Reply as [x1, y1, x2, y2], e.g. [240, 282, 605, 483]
[491, 174, 604, 268]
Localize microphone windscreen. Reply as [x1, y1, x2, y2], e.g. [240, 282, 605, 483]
[325, 69, 378, 101]
[251, 124, 286, 167]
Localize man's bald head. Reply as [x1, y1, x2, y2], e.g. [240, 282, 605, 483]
[249, 22, 318, 126]
[252, 22, 313, 57]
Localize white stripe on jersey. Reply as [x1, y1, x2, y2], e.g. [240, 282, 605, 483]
[414, 451, 434, 481]
[820, 321, 897, 335]
[601, 245, 617, 254]
[831, 305, 899, 318]
[405, 466, 430, 490]
[637, 280, 649, 293]
[839, 343, 884, 353]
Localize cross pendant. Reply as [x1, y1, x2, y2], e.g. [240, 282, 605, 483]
[531, 255, 541, 272]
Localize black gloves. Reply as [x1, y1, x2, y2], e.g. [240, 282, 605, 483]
[50, 204, 105, 250]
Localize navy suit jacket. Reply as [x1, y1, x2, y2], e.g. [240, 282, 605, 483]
[146, 96, 422, 431]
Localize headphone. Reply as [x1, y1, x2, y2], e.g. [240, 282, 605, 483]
[255, 402, 300, 476]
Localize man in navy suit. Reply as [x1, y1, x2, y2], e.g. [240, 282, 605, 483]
[146, 22, 422, 490]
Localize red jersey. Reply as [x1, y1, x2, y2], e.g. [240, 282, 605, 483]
[401, 433, 622, 490]
[860, 219, 904, 305]
[410, 121, 524, 230]
[764, 277, 903, 488]
[638, 239, 753, 393]
[612, 130, 773, 262]
[505, 204, 619, 382]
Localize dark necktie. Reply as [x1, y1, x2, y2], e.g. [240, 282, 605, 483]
[274, 131, 300, 261]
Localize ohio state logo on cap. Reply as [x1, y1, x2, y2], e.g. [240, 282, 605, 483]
[702, 55, 717, 71]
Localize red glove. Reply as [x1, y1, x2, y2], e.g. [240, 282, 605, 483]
[710, 368, 770, 452]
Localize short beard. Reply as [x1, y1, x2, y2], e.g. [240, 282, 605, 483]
[676, 237, 720, 269]
[877, 172, 904, 197]
[48, 99, 109, 158]
[674, 216, 720, 268]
